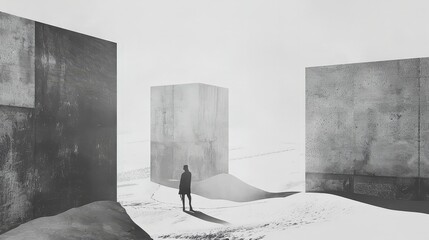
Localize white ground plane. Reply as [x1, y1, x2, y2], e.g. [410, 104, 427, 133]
[118, 145, 429, 240]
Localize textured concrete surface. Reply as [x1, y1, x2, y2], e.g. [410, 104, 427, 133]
[0, 12, 35, 108]
[33, 22, 117, 217]
[419, 58, 429, 178]
[0, 106, 35, 233]
[151, 84, 228, 184]
[306, 173, 421, 200]
[0, 12, 117, 233]
[306, 58, 429, 200]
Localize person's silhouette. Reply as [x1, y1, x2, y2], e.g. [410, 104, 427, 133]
[179, 165, 194, 212]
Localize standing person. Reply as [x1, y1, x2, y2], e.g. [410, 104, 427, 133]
[179, 165, 194, 212]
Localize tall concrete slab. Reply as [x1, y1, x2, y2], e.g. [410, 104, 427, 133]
[151, 84, 228, 185]
[306, 58, 424, 200]
[0, 12, 35, 108]
[0, 11, 36, 233]
[0, 106, 35, 233]
[33, 23, 117, 217]
[0, 11, 117, 234]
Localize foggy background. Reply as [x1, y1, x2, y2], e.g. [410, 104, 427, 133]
[2, 0, 429, 173]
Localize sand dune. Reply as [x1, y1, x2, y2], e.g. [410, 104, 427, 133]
[193, 173, 297, 202]
[120, 176, 429, 240]
[193, 173, 269, 201]
[0, 201, 152, 240]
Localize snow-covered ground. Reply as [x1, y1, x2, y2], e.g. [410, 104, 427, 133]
[119, 177, 429, 240]
[118, 145, 429, 239]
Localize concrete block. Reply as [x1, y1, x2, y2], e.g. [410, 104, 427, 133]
[306, 58, 428, 200]
[34, 22, 117, 217]
[151, 84, 228, 184]
[0, 11, 117, 233]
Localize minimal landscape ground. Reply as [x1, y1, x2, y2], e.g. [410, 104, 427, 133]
[119, 177, 429, 240]
[118, 146, 429, 240]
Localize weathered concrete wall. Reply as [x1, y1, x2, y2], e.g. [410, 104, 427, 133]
[0, 11, 117, 233]
[0, 12, 35, 108]
[0, 11, 36, 234]
[419, 58, 429, 178]
[151, 84, 228, 184]
[305, 58, 429, 200]
[306, 172, 421, 200]
[0, 106, 35, 233]
[34, 22, 117, 217]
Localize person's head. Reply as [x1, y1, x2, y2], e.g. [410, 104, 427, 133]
[183, 165, 189, 172]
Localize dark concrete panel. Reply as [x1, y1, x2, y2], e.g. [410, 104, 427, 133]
[34, 23, 117, 217]
[306, 173, 420, 200]
[0, 106, 35, 233]
[0, 11, 35, 108]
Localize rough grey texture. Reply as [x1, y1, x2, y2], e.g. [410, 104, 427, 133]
[0, 12, 35, 108]
[151, 84, 228, 184]
[419, 58, 429, 177]
[34, 22, 117, 217]
[0, 106, 35, 233]
[0, 11, 117, 233]
[306, 173, 420, 200]
[306, 58, 429, 200]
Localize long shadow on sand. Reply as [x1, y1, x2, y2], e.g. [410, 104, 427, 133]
[184, 211, 230, 225]
[265, 191, 299, 199]
[192, 174, 301, 202]
[327, 192, 429, 214]
[159, 174, 300, 202]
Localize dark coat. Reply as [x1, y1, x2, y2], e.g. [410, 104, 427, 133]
[179, 171, 192, 194]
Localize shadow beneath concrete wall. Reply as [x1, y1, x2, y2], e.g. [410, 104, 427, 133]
[155, 174, 299, 202]
[325, 192, 429, 214]
[184, 210, 230, 225]
[306, 172, 429, 214]
[192, 189, 299, 202]
[265, 191, 300, 199]
[192, 173, 299, 202]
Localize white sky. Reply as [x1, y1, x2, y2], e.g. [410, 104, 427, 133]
[2, 0, 429, 171]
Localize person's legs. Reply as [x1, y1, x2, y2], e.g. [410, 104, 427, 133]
[187, 193, 193, 211]
[180, 194, 185, 211]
